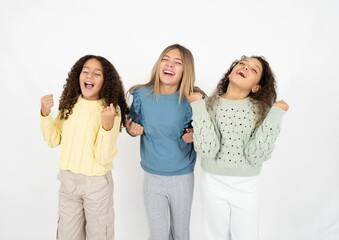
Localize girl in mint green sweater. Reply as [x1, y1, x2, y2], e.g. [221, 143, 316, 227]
[188, 56, 289, 240]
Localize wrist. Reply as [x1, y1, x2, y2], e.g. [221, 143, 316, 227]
[40, 109, 49, 117]
[102, 123, 113, 131]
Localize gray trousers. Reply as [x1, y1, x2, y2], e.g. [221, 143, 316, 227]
[56, 170, 114, 240]
[143, 172, 194, 240]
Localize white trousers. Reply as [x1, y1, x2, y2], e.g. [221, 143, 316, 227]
[201, 171, 260, 240]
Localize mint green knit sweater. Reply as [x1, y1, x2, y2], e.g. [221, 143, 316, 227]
[191, 96, 286, 176]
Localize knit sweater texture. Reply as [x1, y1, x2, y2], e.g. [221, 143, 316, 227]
[129, 86, 196, 176]
[191, 96, 285, 176]
[40, 96, 121, 176]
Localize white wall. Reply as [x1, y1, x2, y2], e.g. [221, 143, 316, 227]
[1, 0, 338, 239]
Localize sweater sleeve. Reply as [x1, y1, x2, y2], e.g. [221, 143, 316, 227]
[95, 106, 122, 166]
[129, 90, 142, 124]
[183, 103, 193, 129]
[244, 106, 286, 165]
[40, 112, 63, 147]
[191, 100, 220, 159]
[126, 90, 142, 136]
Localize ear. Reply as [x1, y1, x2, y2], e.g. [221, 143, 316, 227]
[251, 84, 261, 93]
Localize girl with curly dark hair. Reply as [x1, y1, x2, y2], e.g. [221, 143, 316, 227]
[188, 56, 289, 240]
[40, 55, 129, 240]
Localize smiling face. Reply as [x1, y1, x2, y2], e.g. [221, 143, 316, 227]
[158, 48, 184, 94]
[228, 57, 263, 94]
[79, 58, 104, 100]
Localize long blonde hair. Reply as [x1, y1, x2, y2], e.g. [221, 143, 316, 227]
[128, 43, 196, 101]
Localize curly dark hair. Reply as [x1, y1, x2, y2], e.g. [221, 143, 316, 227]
[58, 55, 129, 131]
[213, 55, 277, 124]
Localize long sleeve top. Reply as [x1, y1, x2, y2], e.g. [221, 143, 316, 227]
[191, 96, 286, 176]
[129, 86, 196, 176]
[40, 96, 121, 176]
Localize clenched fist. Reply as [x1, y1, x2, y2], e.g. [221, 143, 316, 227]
[273, 100, 289, 111]
[182, 128, 194, 143]
[41, 94, 54, 117]
[187, 92, 203, 103]
[126, 118, 144, 136]
[101, 103, 116, 131]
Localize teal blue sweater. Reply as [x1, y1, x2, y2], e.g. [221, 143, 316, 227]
[129, 86, 196, 176]
[191, 96, 286, 176]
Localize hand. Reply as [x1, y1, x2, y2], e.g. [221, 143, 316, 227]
[273, 100, 289, 111]
[182, 128, 193, 143]
[187, 92, 203, 103]
[41, 94, 54, 116]
[126, 118, 144, 136]
[101, 103, 116, 131]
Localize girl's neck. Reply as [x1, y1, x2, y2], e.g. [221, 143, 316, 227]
[223, 85, 249, 100]
[81, 94, 100, 101]
[160, 84, 179, 95]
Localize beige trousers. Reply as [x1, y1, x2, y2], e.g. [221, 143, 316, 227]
[56, 170, 114, 240]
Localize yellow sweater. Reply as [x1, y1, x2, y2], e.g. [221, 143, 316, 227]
[40, 96, 121, 176]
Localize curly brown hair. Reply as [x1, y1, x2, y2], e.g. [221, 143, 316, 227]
[58, 55, 129, 131]
[213, 55, 277, 124]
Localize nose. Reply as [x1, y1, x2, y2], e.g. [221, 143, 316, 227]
[166, 61, 174, 67]
[242, 64, 248, 70]
[86, 72, 94, 79]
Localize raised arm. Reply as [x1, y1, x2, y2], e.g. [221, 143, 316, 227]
[189, 94, 220, 159]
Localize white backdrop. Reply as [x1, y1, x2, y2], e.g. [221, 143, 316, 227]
[1, 0, 339, 239]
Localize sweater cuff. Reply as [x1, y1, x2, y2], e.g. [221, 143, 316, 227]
[266, 106, 286, 124]
[190, 100, 207, 114]
[40, 114, 52, 126]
